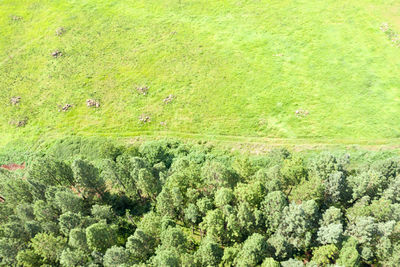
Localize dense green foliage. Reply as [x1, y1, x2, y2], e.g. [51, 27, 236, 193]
[1, 140, 400, 266]
[1, 0, 400, 148]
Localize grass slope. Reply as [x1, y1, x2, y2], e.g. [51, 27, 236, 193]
[1, 0, 400, 147]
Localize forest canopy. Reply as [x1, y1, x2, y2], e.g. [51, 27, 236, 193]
[1, 139, 400, 266]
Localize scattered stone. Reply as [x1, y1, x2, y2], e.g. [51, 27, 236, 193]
[55, 27, 66, 36]
[57, 103, 73, 112]
[163, 94, 175, 104]
[51, 50, 62, 58]
[11, 15, 22, 21]
[10, 96, 21, 105]
[258, 118, 267, 125]
[274, 53, 284, 57]
[9, 118, 28, 127]
[160, 121, 167, 126]
[139, 114, 151, 123]
[380, 22, 400, 47]
[136, 86, 149, 95]
[295, 109, 309, 117]
[86, 99, 100, 108]
[380, 22, 389, 32]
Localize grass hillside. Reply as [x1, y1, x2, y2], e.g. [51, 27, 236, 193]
[1, 0, 400, 147]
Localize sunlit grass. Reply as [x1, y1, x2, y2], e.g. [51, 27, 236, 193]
[1, 0, 400, 147]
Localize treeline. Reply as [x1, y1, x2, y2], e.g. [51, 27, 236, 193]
[0, 140, 400, 266]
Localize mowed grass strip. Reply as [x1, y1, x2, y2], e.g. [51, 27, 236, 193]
[1, 0, 400, 147]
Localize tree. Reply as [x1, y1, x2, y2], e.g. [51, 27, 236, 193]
[382, 177, 400, 203]
[15, 203, 35, 221]
[261, 191, 288, 234]
[59, 212, 82, 236]
[195, 237, 224, 266]
[103, 157, 137, 197]
[33, 200, 59, 222]
[337, 237, 361, 267]
[237, 202, 256, 235]
[54, 190, 84, 214]
[91, 204, 114, 222]
[103, 246, 132, 267]
[126, 228, 156, 263]
[139, 141, 172, 167]
[309, 152, 347, 180]
[215, 188, 235, 207]
[137, 211, 162, 238]
[232, 156, 257, 182]
[0, 238, 21, 266]
[273, 200, 318, 252]
[312, 244, 339, 265]
[184, 203, 200, 232]
[0, 169, 36, 203]
[69, 228, 88, 251]
[197, 197, 214, 215]
[86, 222, 117, 253]
[136, 168, 161, 200]
[317, 223, 343, 246]
[16, 249, 42, 267]
[221, 245, 240, 266]
[370, 158, 400, 181]
[280, 155, 307, 191]
[267, 233, 294, 260]
[323, 171, 350, 205]
[160, 227, 187, 252]
[72, 159, 105, 198]
[234, 182, 265, 208]
[201, 160, 238, 189]
[234, 233, 270, 267]
[156, 188, 179, 219]
[24, 220, 42, 239]
[59, 248, 87, 267]
[317, 207, 343, 245]
[152, 248, 180, 267]
[201, 209, 226, 243]
[320, 206, 342, 226]
[261, 257, 280, 267]
[280, 258, 304, 267]
[348, 170, 385, 201]
[2, 221, 29, 240]
[28, 157, 74, 187]
[31, 233, 67, 263]
[345, 217, 379, 263]
[255, 166, 283, 192]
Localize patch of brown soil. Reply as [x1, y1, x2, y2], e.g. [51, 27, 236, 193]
[1, 162, 25, 171]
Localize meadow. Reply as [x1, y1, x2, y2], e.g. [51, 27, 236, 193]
[1, 0, 400, 148]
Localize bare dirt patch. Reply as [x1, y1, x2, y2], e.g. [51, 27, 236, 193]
[1, 162, 25, 171]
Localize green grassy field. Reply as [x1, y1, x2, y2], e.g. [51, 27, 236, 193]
[1, 0, 400, 148]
